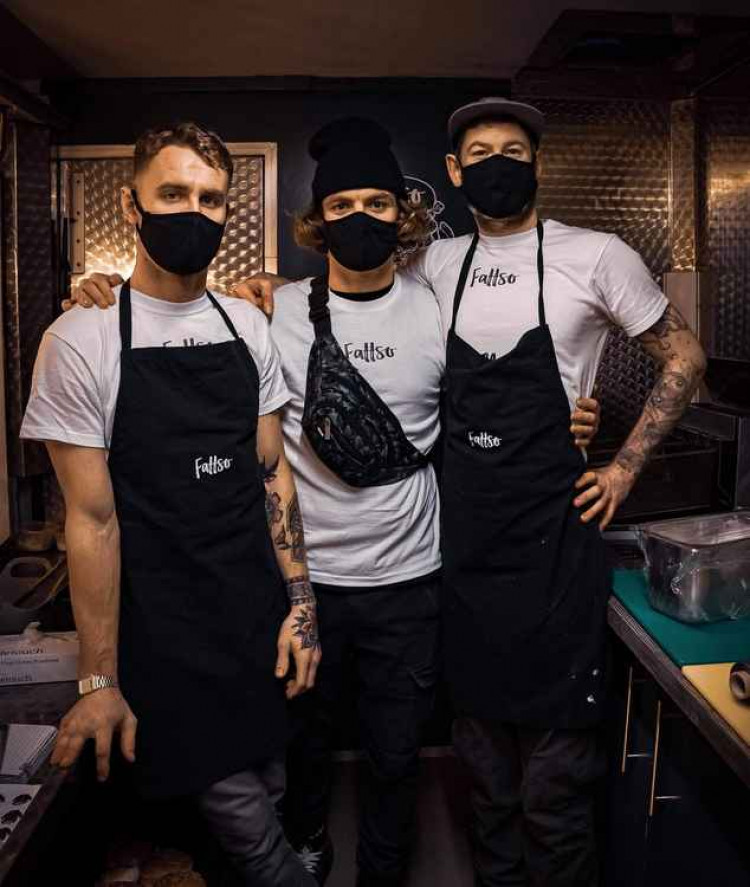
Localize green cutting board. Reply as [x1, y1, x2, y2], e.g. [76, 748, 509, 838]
[612, 569, 750, 666]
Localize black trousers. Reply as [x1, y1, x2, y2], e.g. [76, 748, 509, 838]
[284, 577, 440, 885]
[452, 718, 605, 887]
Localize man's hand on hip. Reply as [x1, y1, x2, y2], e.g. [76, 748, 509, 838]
[573, 462, 635, 530]
[51, 687, 137, 782]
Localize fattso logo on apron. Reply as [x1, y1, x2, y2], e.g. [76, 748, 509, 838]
[467, 430, 502, 449]
[194, 455, 234, 480]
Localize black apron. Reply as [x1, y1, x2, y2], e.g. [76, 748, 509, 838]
[301, 275, 429, 488]
[441, 222, 611, 729]
[108, 282, 288, 798]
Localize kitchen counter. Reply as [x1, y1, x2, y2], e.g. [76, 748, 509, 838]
[608, 570, 750, 789]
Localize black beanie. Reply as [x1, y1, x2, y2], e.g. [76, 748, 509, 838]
[310, 117, 406, 204]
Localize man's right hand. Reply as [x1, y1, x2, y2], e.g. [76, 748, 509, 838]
[226, 272, 288, 320]
[62, 273, 124, 312]
[51, 687, 137, 782]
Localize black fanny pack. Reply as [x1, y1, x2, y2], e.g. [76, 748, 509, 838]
[301, 275, 429, 488]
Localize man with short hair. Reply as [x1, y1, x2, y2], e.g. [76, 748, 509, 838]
[22, 122, 318, 886]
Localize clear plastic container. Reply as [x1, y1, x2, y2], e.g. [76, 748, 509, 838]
[637, 511, 750, 624]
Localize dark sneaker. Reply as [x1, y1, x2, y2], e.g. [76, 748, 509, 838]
[295, 828, 334, 885]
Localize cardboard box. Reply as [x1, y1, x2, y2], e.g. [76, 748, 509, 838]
[0, 626, 78, 686]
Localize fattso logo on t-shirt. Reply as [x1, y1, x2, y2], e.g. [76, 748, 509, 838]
[343, 342, 396, 362]
[470, 267, 519, 288]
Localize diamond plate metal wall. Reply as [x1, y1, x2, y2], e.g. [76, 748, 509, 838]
[1, 120, 55, 476]
[61, 154, 266, 292]
[670, 98, 699, 272]
[703, 100, 750, 361]
[518, 98, 671, 435]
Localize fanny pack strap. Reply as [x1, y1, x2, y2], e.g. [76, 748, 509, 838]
[308, 274, 332, 338]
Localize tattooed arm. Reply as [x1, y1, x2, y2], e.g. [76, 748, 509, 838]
[574, 304, 706, 529]
[257, 410, 321, 699]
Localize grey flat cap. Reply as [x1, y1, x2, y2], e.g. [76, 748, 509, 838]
[448, 98, 545, 146]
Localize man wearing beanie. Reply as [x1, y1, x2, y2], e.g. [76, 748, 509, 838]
[406, 98, 705, 886]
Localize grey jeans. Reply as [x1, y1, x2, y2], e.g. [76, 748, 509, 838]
[198, 760, 315, 886]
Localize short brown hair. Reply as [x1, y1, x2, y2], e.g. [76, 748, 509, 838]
[134, 122, 233, 184]
[294, 194, 433, 264]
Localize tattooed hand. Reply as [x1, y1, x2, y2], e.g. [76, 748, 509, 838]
[573, 463, 635, 530]
[276, 599, 321, 700]
[571, 304, 705, 530]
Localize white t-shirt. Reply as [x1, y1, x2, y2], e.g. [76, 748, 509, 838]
[21, 286, 289, 450]
[406, 219, 668, 409]
[272, 274, 444, 587]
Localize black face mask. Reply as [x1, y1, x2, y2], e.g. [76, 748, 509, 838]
[460, 154, 538, 220]
[131, 190, 226, 276]
[323, 212, 398, 272]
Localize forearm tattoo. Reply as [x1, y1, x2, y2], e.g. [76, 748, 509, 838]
[260, 457, 308, 565]
[285, 575, 315, 606]
[292, 604, 319, 650]
[616, 305, 704, 477]
[259, 455, 280, 483]
[287, 493, 306, 564]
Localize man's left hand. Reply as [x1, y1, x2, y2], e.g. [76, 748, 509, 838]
[573, 462, 635, 530]
[275, 603, 322, 700]
[570, 397, 600, 450]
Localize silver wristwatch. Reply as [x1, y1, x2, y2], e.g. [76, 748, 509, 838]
[78, 674, 118, 697]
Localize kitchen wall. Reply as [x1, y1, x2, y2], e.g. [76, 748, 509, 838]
[702, 98, 750, 362]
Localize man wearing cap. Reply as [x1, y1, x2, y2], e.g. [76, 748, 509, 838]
[406, 97, 705, 886]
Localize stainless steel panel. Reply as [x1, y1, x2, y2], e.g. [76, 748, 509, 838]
[527, 98, 671, 273]
[669, 99, 699, 273]
[61, 154, 267, 292]
[1, 120, 54, 477]
[703, 100, 750, 361]
[663, 271, 714, 355]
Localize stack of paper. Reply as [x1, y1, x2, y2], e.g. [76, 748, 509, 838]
[0, 724, 58, 781]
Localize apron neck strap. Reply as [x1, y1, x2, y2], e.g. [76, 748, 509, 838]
[118, 280, 241, 350]
[536, 219, 545, 326]
[449, 219, 546, 335]
[449, 232, 480, 335]
[206, 291, 241, 340]
[308, 275, 332, 338]
[119, 279, 133, 350]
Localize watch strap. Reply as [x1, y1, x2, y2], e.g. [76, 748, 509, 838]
[78, 674, 117, 696]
